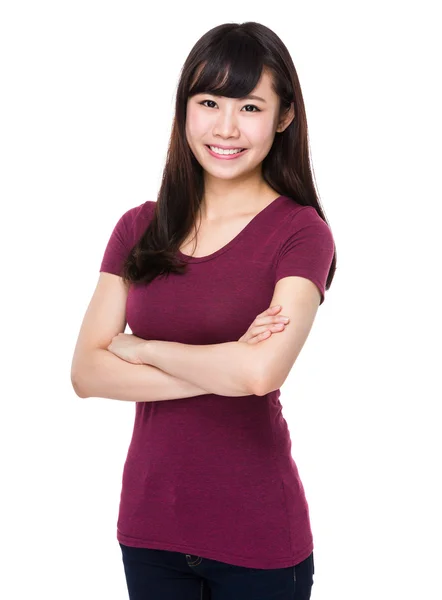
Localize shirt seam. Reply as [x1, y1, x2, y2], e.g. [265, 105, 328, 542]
[265, 394, 294, 558]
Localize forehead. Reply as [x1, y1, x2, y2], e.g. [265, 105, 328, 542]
[240, 69, 274, 97]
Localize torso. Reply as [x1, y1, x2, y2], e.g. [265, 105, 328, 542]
[178, 193, 281, 258]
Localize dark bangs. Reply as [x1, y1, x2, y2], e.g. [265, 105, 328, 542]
[188, 34, 269, 100]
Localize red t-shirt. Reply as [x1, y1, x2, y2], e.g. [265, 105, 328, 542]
[99, 195, 335, 569]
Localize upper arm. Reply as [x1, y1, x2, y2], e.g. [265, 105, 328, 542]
[251, 276, 321, 396]
[70, 273, 129, 383]
[250, 206, 335, 396]
[71, 202, 156, 395]
[71, 201, 146, 384]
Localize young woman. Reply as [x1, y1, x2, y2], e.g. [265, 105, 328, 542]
[71, 21, 336, 600]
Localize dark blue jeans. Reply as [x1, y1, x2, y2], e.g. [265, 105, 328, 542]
[119, 543, 314, 600]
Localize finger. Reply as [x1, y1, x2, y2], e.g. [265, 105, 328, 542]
[246, 322, 287, 345]
[269, 304, 281, 311]
[255, 314, 289, 327]
[256, 305, 282, 319]
[252, 323, 285, 338]
[268, 304, 282, 314]
[247, 329, 272, 344]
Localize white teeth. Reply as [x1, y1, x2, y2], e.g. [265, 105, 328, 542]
[209, 146, 244, 155]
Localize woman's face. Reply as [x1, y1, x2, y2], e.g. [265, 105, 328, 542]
[185, 69, 293, 181]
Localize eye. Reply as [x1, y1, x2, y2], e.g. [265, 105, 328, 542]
[198, 100, 261, 112]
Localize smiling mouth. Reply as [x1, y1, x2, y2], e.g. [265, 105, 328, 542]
[205, 145, 247, 153]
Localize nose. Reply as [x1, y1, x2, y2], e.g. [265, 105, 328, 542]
[213, 110, 240, 140]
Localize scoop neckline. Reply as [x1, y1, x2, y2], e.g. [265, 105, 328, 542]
[176, 194, 288, 264]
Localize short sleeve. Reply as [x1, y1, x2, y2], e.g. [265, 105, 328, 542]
[99, 206, 139, 276]
[275, 207, 335, 305]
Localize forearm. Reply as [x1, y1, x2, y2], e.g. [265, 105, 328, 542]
[72, 349, 213, 402]
[140, 340, 259, 397]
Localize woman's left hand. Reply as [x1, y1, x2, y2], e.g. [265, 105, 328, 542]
[107, 333, 149, 365]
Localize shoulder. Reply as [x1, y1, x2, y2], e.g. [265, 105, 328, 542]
[99, 201, 156, 275]
[120, 200, 156, 225]
[281, 200, 331, 227]
[114, 200, 156, 242]
[279, 202, 334, 247]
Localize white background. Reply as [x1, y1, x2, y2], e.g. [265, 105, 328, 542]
[1, 1, 441, 599]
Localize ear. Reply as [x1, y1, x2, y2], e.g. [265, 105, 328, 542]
[276, 102, 295, 133]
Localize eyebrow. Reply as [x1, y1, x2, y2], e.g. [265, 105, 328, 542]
[198, 93, 267, 104]
[241, 94, 267, 103]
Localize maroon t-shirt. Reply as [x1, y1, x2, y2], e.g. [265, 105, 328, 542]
[99, 195, 335, 569]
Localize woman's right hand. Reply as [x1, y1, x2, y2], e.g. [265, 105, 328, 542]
[238, 305, 290, 345]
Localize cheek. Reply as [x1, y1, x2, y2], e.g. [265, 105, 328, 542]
[246, 121, 277, 150]
[247, 115, 276, 137]
[186, 107, 207, 137]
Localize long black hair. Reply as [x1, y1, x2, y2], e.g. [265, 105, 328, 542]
[121, 21, 336, 292]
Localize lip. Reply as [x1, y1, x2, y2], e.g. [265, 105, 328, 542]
[206, 143, 246, 150]
[205, 145, 249, 160]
